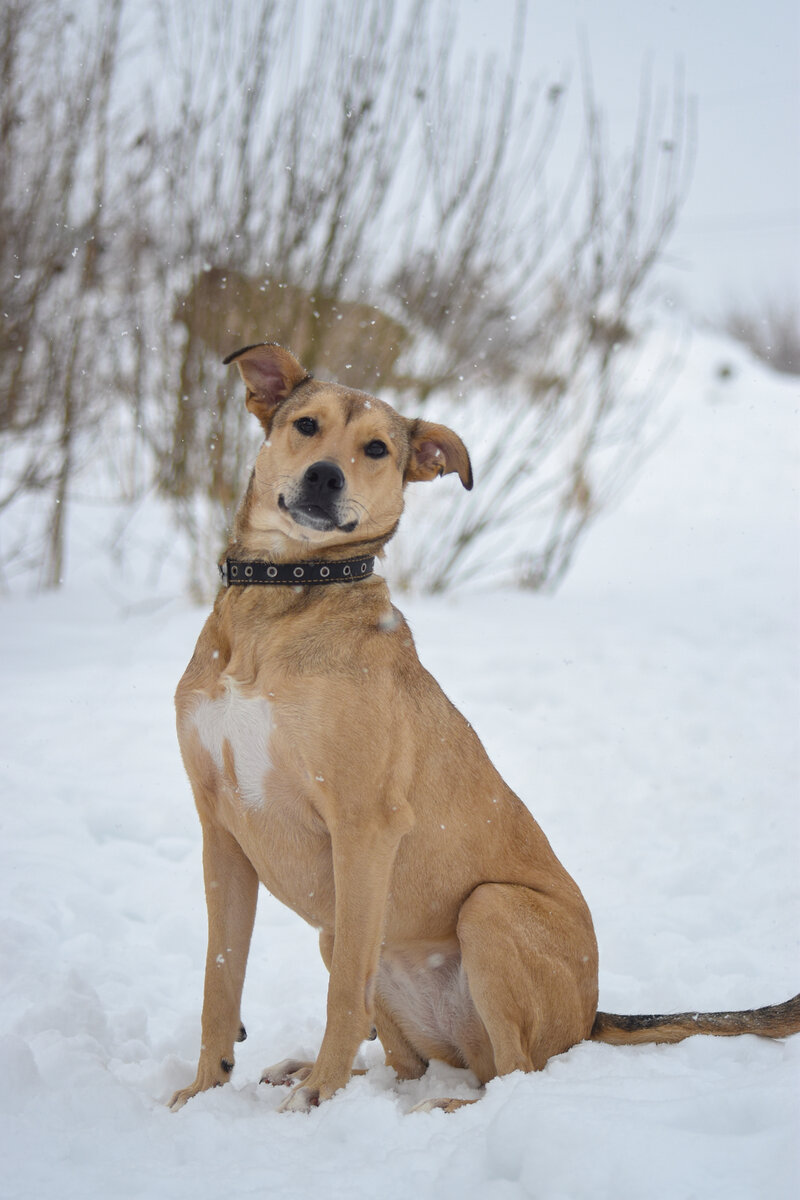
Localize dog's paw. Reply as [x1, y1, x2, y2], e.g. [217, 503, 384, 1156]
[410, 1096, 478, 1114]
[168, 1087, 191, 1112]
[168, 1057, 235, 1110]
[169, 1080, 218, 1111]
[277, 1084, 320, 1113]
[260, 1058, 314, 1087]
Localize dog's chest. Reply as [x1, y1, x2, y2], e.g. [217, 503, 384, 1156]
[184, 674, 334, 921]
[190, 677, 274, 810]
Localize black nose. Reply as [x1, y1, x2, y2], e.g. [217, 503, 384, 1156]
[303, 460, 345, 496]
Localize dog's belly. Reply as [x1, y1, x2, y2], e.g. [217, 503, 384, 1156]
[378, 945, 481, 1063]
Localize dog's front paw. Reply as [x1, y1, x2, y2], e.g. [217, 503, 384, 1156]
[410, 1096, 478, 1114]
[168, 1057, 235, 1110]
[169, 1084, 201, 1112]
[278, 1083, 320, 1113]
[260, 1058, 314, 1087]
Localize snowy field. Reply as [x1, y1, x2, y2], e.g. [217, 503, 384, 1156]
[1, 330, 798, 1199]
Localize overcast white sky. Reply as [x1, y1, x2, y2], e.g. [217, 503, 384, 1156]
[449, 0, 800, 317]
[125, 0, 798, 320]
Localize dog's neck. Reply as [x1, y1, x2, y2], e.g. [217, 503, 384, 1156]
[219, 520, 396, 602]
[226, 531, 390, 563]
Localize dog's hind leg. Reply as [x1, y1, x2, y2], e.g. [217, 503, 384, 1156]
[457, 883, 598, 1075]
[412, 883, 597, 1112]
[170, 821, 259, 1109]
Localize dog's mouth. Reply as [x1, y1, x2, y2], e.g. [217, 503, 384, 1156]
[278, 494, 358, 534]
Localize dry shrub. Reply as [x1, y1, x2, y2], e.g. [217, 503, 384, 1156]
[0, 0, 695, 597]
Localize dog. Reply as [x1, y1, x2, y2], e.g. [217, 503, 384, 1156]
[169, 342, 800, 1113]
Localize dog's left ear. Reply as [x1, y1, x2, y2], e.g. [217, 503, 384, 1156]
[224, 342, 310, 433]
[405, 419, 473, 490]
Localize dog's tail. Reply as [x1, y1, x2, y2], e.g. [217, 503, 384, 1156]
[589, 992, 800, 1046]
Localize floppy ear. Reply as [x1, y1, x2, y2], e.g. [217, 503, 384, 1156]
[223, 342, 310, 433]
[405, 418, 473, 490]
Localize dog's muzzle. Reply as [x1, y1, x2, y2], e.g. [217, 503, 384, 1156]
[280, 460, 357, 532]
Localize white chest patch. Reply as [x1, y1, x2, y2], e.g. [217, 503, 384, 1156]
[191, 679, 274, 809]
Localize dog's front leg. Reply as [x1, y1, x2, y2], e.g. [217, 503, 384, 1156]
[280, 804, 412, 1112]
[170, 821, 258, 1109]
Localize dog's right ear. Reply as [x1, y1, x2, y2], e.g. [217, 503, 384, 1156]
[224, 342, 310, 433]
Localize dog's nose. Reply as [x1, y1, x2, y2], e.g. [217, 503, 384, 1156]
[303, 461, 345, 494]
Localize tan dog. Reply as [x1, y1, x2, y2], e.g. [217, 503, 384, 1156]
[169, 343, 800, 1114]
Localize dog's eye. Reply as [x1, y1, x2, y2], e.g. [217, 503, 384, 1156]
[294, 417, 318, 436]
[364, 440, 388, 459]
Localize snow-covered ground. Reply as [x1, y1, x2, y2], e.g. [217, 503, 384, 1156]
[1, 330, 798, 1199]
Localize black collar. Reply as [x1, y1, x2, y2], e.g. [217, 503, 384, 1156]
[220, 555, 375, 587]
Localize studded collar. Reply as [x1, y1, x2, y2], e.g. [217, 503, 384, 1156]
[220, 555, 375, 587]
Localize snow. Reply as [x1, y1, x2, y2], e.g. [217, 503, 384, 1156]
[1, 330, 798, 1198]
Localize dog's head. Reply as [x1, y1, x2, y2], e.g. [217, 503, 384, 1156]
[226, 342, 472, 556]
